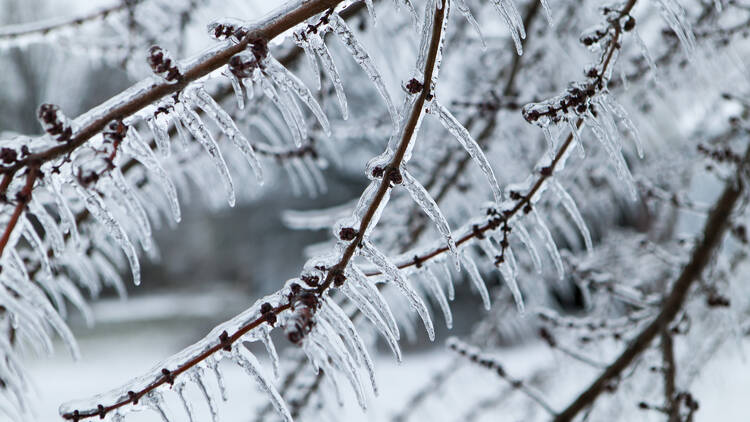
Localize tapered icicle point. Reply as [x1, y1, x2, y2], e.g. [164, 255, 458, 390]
[460, 252, 491, 310]
[401, 169, 459, 269]
[490, 0, 525, 55]
[190, 87, 264, 184]
[360, 241, 435, 341]
[73, 185, 141, 286]
[531, 208, 565, 280]
[550, 179, 593, 253]
[176, 100, 236, 207]
[422, 269, 452, 329]
[432, 101, 503, 204]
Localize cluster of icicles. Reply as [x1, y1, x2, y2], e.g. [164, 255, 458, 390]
[0, 0, 672, 419]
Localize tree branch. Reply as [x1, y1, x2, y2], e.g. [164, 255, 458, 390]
[553, 142, 750, 422]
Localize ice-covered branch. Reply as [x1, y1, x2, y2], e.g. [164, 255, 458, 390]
[554, 140, 750, 421]
[59, 1, 449, 419]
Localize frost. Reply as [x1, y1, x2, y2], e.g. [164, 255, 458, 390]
[175, 100, 236, 207]
[360, 241, 435, 341]
[432, 101, 503, 204]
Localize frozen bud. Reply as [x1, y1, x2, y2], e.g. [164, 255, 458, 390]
[148, 46, 182, 83]
[228, 52, 260, 78]
[207, 18, 250, 41]
[37, 103, 72, 142]
[102, 120, 128, 144]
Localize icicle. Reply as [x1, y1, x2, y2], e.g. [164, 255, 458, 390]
[28, 200, 64, 257]
[531, 208, 564, 279]
[455, 0, 486, 48]
[258, 327, 280, 380]
[91, 252, 127, 298]
[4, 254, 80, 359]
[567, 118, 585, 159]
[224, 70, 246, 110]
[49, 177, 81, 248]
[111, 169, 153, 251]
[294, 33, 322, 91]
[343, 269, 402, 361]
[539, 0, 553, 25]
[550, 179, 592, 253]
[421, 269, 452, 329]
[490, 0, 525, 55]
[201, 358, 226, 403]
[364, 0, 377, 24]
[460, 251, 491, 310]
[123, 127, 181, 222]
[260, 78, 304, 147]
[73, 185, 141, 286]
[438, 262, 455, 301]
[264, 57, 331, 137]
[309, 33, 348, 119]
[632, 29, 658, 80]
[175, 382, 195, 422]
[432, 101, 503, 204]
[656, 0, 696, 58]
[232, 345, 293, 422]
[401, 168, 459, 268]
[587, 106, 637, 200]
[329, 13, 398, 129]
[350, 265, 400, 339]
[321, 300, 378, 394]
[360, 242, 435, 341]
[147, 391, 174, 422]
[312, 316, 367, 408]
[146, 116, 170, 157]
[21, 219, 52, 276]
[176, 101, 236, 207]
[191, 367, 219, 422]
[189, 87, 264, 184]
[601, 93, 645, 159]
[57, 277, 94, 326]
[499, 255, 524, 313]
